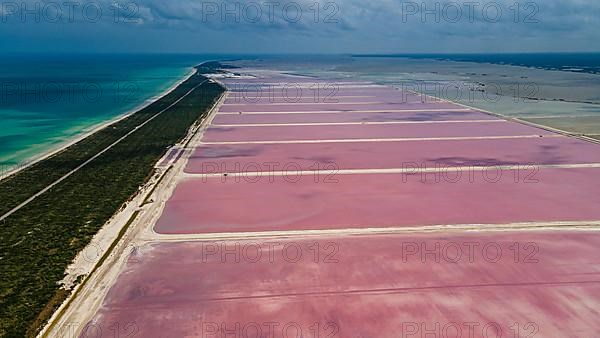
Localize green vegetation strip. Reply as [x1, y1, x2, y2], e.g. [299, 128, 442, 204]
[0, 73, 201, 217]
[0, 65, 225, 337]
[41, 209, 141, 338]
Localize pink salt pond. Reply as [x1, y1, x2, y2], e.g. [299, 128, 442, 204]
[156, 167, 600, 234]
[84, 232, 600, 337]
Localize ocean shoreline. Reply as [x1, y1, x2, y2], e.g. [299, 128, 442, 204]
[0, 67, 197, 180]
[0, 66, 226, 337]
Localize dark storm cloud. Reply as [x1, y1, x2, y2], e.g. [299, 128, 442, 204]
[1, 0, 599, 52]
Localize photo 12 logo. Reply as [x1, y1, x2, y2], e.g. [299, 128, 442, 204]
[401, 321, 539, 338]
[0, 81, 142, 105]
[398, 1, 539, 24]
[200, 241, 340, 264]
[201, 161, 340, 184]
[400, 163, 540, 185]
[399, 81, 541, 105]
[62, 321, 139, 338]
[229, 83, 341, 104]
[0, 1, 140, 24]
[201, 321, 339, 338]
[199, 1, 340, 24]
[401, 241, 540, 264]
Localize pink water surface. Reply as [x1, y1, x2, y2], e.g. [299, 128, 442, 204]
[218, 102, 464, 112]
[81, 73, 600, 338]
[187, 136, 600, 173]
[156, 167, 600, 234]
[203, 121, 552, 142]
[84, 232, 600, 337]
[212, 109, 496, 124]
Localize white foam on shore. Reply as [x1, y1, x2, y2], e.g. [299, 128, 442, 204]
[0, 67, 197, 180]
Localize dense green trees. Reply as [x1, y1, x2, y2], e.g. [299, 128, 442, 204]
[0, 69, 224, 337]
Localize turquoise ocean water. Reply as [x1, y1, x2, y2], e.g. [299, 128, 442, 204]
[0, 54, 211, 170]
[5, 53, 600, 172]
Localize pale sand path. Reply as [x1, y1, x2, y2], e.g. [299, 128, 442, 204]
[41, 71, 600, 337]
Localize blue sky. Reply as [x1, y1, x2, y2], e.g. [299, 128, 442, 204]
[1, 0, 599, 53]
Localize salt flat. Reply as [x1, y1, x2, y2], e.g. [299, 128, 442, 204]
[76, 71, 600, 337]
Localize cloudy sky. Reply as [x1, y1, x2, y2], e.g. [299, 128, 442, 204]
[1, 0, 599, 53]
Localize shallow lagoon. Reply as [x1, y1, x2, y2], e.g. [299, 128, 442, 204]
[232, 55, 600, 137]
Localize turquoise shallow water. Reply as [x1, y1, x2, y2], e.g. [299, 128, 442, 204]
[0, 54, 211, 169]
[7, 53, 600, 171]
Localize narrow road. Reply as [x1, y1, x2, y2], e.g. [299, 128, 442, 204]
[48, 70, 600, 338]
[0, 78, 207, 222]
